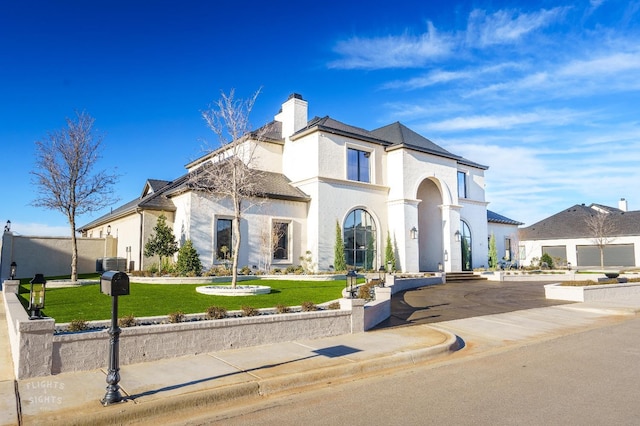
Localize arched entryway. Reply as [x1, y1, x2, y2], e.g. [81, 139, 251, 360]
[343, 208, 377, 270]
[460, 220, 472, 271]
[416, 179, 443, 271]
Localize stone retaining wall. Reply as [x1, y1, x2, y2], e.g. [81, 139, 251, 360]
[2, 281, 365, 379]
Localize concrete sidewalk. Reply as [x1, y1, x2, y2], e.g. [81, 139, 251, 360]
[2, 295, 640, 426]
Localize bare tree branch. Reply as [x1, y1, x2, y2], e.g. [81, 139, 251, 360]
[30, 111, 119, 281]
[585, 211, 617, 269]
[189, 88, 267, 287]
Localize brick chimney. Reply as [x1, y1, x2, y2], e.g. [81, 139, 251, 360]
[274, 93, 308, 139]
[619, 198, 628, 212]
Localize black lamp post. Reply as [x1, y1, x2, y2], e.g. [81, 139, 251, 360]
[10, 262, 17, 280]
[29, 273, 46, 319]
[378, 265, 385, 286]
[346, 270, 357, 298]
[4, 220, 10, 233]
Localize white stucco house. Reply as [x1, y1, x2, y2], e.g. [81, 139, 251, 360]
[518, 199, 640, 269]
[79, 94, 504, 273]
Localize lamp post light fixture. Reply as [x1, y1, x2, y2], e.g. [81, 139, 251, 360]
[28, 273, 46, 319]
[10, 262, 17, 280]
[438, 262, 443, 272]
[4, 220, 10, 232]
[345, 270, 357, 298]
[454, 230, 461, 242]
[410, 227, 418, 240]
[378, 265, 386, 286]
[106, 225, 111, 236]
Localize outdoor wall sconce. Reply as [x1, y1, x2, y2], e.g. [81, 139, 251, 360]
[444, 250, 449, 262]
[106, 225, 111, 236]
[346, 270, 357, 298]
[4, 220, 10, 232]
[438, 262, 443, 272]
[29, 273, 46, 320]
[410, 227, 418, 240]
[10, 262, 17, 280]
[454, 230, 461, 242]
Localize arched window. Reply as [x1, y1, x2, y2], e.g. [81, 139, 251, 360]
[461, 220, 472, 271]
[344, 209, 377, 270]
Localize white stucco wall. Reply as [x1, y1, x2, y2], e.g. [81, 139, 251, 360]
[185, 192, 308, 271]
[488, 222, 520, 265]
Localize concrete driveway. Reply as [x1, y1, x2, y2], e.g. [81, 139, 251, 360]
[378, 279, 573, 328]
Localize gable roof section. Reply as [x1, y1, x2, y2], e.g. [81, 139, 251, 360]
[295, 116, 391, 146]
[294, 118, 487, 170]
[519, 203, 640, 240]
[374, 122, 488, 169]
[487, 210, 523, 226]
[78, 169, 309, 232]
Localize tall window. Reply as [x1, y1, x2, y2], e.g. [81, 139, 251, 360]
[457, 171, 467, 199]
[461, 220, 472, 271]
[343, 209, 377, 269]
[216, 218, 232, 261]
[272, 221, 289, 261]
[504, 237, 512, 261]
[347, 148, 370, 183]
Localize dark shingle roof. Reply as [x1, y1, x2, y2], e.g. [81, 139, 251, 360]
[519, 203, 640, 240]
[78, 169, 309, 232]
[295, 118, 487, 169]
[487, 210, 523, 225]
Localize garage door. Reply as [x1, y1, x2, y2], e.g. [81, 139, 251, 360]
[576, 244, 635, 267]
[542, 246, 567, 266]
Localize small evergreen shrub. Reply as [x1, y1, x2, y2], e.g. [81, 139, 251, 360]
[540, 253, 554, 269]
[176, 240, 203, 276]
[241, 306, 259, 317]
[276, 303, 290, 314]
[168, 311, 185, 323]
[205, 305, 227, 320]
[327, 301, 341, 310]
[118, 314, 136, 328]
[68, 319, 89, 332]
[301, 301, 317, 312]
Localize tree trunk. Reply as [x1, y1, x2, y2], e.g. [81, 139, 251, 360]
[69, 215, 78, 282]
[600, 247, 605, 270]
[231, 196, 241, 289]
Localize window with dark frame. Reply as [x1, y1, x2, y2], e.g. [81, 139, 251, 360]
[457, 171, 467, 199]
[216, 218, 232, 260]
[272, 221, 289, 260]
[347, 148, 370, 183]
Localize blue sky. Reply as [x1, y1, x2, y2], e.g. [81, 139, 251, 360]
[1, 0, 639, 236]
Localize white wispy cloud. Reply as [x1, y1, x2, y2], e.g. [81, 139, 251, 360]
[465, 7, 567, 47]
[328, 21, 452, 69]
[424, 109, 578, 132]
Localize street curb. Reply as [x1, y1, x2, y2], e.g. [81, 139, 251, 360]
[22, 329, 460, 426]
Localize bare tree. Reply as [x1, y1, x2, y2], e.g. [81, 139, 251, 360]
[31, 111, 119, 281]
[585, 211, 617, 269]
[189, 89, 267, 288]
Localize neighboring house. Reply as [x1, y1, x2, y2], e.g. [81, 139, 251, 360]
[518, 199, 640, 268]
[79, 93, 494, 273]
[487, 210, 523, 268]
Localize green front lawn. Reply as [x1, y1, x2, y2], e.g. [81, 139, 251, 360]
[17, 279, 350, 323]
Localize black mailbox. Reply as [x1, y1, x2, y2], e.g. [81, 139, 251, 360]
[100, 271, 130, 296]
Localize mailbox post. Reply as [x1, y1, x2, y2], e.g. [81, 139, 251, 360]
[100, 270, 130, 406]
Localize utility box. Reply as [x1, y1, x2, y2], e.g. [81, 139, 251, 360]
[100, 271, 130, 296]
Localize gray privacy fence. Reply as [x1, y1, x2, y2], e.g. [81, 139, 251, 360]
[0, 232, 112, 281]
